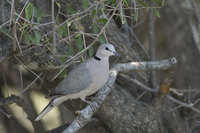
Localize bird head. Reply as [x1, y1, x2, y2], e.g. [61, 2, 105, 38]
[96, 43, 119, 57]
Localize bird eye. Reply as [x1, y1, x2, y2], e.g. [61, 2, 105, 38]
[105, 47, 109, 50]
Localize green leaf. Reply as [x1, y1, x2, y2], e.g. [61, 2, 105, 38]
[61, 56, 67, 63]
[134, 12, 137, 22]
[97, 18, 108, 25]
[14, 14, 18, 20]
[68, 45, 74, 56]
[67, 3, 75, 14]
[34, 6, 50, 23]
[25, 3, 33, 20]
[34, 8, 49, 22]
[35, 30, 40, 44]
[154, 0, 159, 5]
[58, 24, 66, 37]
[124, 0, 129, 7]
[48, 60, 54, 67]
[93, 23, 98, 34]
[105, 0, 116, 6]
[122, 17, 126, 25]
[56, 2, 60, 8]
[88, 47, 94, 57]
[140, 0, 147, 7]
[76, 34, 83, 51]
[59, 69, 67, 78]
[91, 10, 96, 19]
[105, 0, 112, 5]
[23, 22, 29, 28]
[99, 35, 106, 43]
[82, 0, 88, 10]
[161, 0, 165, 6]
[24, 31, 31, 45]
[155, 9, 160, 18]
[64, 25, 69, 37]
[29, 34, 37, 43]
[0, 27, 11, 37]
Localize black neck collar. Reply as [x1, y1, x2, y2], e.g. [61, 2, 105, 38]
[94, 55, 101, 61]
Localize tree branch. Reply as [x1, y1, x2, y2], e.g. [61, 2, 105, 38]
[62, 57, 177, 133]
[0, 95, 45, 133]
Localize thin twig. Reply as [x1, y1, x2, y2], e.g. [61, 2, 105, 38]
[190, 0, 200, 23]
[170, 87, 200, 93]
[136, 90, 148, 100]
[119, 74, 158, 92]
[15, 34, 22, 53]
[19, 66, 23, 91]
[167, 95, 200, 114]
[132, 0, 137, 13]
[14, 56, 42, 81]
[51, 0, 56, 53]
[0, 109, 11, 118]
[0, 20, 10, 28]
[168, 104, 182, 113]
[1, 0, 5, 23]
[15, 0, 29, 23]
[11, 0, 17, 51]
[19, 73, 42, 95]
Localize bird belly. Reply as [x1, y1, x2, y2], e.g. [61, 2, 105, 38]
[77, 80, 107, 99]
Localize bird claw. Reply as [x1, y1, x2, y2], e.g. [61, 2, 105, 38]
[75, 110, 81, 115]
[86, 96, 99, 101]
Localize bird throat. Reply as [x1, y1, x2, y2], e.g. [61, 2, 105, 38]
[94, 56, 101, 61]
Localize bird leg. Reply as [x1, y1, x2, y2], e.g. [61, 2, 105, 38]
[81, 98, 93, 105]
[75, 98, 93, 116]
[86, 95, 100, 101]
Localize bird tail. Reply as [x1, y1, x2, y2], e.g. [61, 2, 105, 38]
[35, 99, 54, 121]
[35, 96, 67, 121]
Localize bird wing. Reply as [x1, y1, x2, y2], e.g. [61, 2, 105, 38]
[48, 58, 93, 97]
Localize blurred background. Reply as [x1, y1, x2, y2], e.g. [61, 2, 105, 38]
[0, 0, 200, 133]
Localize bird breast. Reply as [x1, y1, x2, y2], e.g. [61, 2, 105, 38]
[81, 58, 109, 97]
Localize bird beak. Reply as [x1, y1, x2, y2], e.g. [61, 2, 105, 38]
[113, 52, 120, 57]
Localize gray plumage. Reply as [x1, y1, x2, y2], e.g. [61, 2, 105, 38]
[35, 43, 118, 121]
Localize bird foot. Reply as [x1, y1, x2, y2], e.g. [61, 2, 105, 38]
[85, 96, 99, 101]
[81, 98, 99, 110]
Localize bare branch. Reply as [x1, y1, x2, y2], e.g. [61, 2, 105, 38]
[51, 0, 56, 53]
[114, 57, 177, 72]
[167, 95, 200, 114]
[148, 0, 158, 89]
[119, 74, 158, 92]
[0, 95, 45, 133]
[190, 0, 200, 23]
[14, 55, 43, 81]
[10, 0, 17, 51]
[62, 57, 177, 133]
[0, 108, 11, 118]
[15, 0, 29, 23]
[19, 73, 43, 95]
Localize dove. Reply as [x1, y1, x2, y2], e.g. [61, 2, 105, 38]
[35, 43, 118, 121]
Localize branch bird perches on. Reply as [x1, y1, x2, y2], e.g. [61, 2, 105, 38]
[62, 57, 177, 133]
